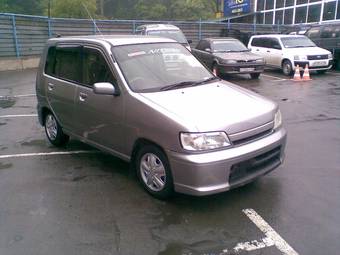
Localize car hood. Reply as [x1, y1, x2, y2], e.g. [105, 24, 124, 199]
[138, 81, 276, 134]
[213, 51, 262, 61]
[284, 46, 331, 55]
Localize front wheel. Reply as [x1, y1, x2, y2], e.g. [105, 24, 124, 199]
[136, 145, 174, 199]
[282, 60, 294, 76]
[44, 112, 69, 146]
[250, 73, 261, 79]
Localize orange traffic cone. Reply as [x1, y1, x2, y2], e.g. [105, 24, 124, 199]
[292, 65, 302, 81]
[302, 64, 312, 81]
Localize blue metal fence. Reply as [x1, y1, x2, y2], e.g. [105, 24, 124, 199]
[0, 13, 296, 58]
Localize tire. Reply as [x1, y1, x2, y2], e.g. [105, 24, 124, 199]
[135, 145, 174, 199]
[317, 70, 327, 74]
[282, 60, 294, 76]
[44, 112, 69, 147]
[250, 73, 261, 79]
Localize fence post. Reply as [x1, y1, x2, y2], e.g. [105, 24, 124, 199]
[227, 19, 230, 30]
[198, 18, 202, 40]
[93, 19, 97, 34]
[132, 20, 136, 34]
[48, 18, 52, 38]
[11, 15, 20, 58]
[253, 20, 256, 34]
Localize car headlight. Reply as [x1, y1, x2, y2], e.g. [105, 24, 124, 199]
[222, 59, 237, 64]
[274, 110, 282, 130]
[180, 132, 231, 151]
[294, 55, 307, 61]
[328, 53, 333, 59]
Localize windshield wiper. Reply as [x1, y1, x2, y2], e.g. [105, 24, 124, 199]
[161, 77, 220, 91]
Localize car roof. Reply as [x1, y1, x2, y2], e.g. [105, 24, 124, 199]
[136, 24, 180, 31]
[47, 34, 176, 46]
[250, 34, 307, 39]
[205, 37, 240, 41]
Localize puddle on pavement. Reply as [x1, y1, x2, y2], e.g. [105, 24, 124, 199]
[0, 162, 13, 170]
[329, 87, 340, 95]
[21, 139, 46, 147]
[0, 96, 16, 108]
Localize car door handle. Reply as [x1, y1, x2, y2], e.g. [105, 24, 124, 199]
[79, 92, 88, 101]
[256, 49, 259, 51]
[267, 50, 270, 53]
[48, 83, 54, 91]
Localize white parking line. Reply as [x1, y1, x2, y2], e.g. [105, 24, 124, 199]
[262, 74, 287, 81]
[0, 94, 36, 98]
[223, 209, 299, 255]
[0, 150, 99, 159]
[0, 114, 38, 118]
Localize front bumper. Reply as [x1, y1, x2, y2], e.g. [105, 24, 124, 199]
[294, 59, 333, 71]
[167, 127, 287, 196]
[217, 63, 265, 74]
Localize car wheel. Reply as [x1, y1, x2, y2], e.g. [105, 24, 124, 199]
[136, 145, 174, 199]
[317, 70, 327, 74]
[250, 73, 261, 79]
[44, 112, 69, 146]
[282, 60, 293, 76]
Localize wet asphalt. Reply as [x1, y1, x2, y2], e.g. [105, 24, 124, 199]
[0, 68, 339, 255]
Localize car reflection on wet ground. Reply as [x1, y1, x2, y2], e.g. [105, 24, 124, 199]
[0, 68, 339, 255]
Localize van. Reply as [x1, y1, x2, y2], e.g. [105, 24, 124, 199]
[248, 34, 333, 75]
[36, 35, 287, 198]
[135, 24, 192, 51]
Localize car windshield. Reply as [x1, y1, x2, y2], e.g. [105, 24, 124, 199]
[112, 43, 214, 93]
[147, 30, 188, 44]
[212, 40, 249, 52]
[281, 37, 316, 48]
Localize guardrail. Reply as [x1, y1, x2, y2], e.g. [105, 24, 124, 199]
[0, 13, 298, 59]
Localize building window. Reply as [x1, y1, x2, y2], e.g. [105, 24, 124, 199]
[308, 4, 321, 23]
[257, 0, 265, 11]
[256, 13, 264, 24]
[276, 0, 284, 9]
[323, 1, 336, 21]
[296, 0, 308, 5]
[266, 0, 274, 10]
[295, 6, 307, 23]
[285, 0, 294, 7]
[265, 11, 274, 24]
[275, 10, 284, 24]
[284, 8, 294, 24]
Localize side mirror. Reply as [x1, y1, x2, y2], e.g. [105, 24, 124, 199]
[93, 82, 119, 96]
[188, 39, 193, 44]
[205, 48, 211, 52]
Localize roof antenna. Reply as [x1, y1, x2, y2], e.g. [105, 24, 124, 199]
[82, 3, 103, 36]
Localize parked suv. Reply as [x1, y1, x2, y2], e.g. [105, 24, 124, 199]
[248, 34, 333, 75]
[135, 24, 192, 50]
[36, 35, 286, 198]
[305, 23, 340, 70]
[192, 37, 265, 79]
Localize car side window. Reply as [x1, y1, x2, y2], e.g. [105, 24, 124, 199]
[306, 27, 320, 38]
[82, 47, 117, 87]
[321, 26, 333, 38]
[269, 38, 282, 49]
[45, 46, 56, 76]
[197, 40, 209, 51]
[251, 38, 264, 47]
[54, 46, 82, 83]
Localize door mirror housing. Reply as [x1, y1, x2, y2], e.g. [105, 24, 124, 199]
[187, 39, 193, 44]
[93, 82, 119, 96]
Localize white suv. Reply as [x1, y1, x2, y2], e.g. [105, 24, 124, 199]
[248, 34, 333, 75]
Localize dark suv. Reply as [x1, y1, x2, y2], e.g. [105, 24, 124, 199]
[305, 23, 340, 70]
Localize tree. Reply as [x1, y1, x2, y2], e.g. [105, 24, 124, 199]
[0, 0, 45, 15]
[50, 0, 97, 18]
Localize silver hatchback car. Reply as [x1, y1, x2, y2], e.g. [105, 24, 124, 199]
[36, 35, 287, 199]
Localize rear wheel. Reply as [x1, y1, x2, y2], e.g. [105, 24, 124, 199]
[282, 60, 293, 76]
[136, 145, 173, 199]
[250, 73, 261, 79]
[44, 112, 69, 146]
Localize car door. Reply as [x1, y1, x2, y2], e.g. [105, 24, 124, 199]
[265, 38, 282, 67]
[44, 44, 81, 131]
[74, 46, 125, 153]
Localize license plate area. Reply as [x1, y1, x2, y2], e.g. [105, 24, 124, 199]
[240, 67, 255, 72]
[311, 61, 327, 67]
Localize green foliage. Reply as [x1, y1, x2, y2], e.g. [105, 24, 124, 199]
[50, 0, 97, 18]
[0, 0, 45, 15]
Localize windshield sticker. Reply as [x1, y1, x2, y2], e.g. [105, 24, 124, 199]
[128, 51, 146, 57]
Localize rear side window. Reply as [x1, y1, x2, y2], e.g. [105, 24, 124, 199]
[44, 46, 56, 76]
[251, 38, 265, 47]
[82, 47, 116, 87]
[54, 46, 82, 83]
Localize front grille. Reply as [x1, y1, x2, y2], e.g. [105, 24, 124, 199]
[229, 146, 281, 184]
[237, 59, 256, 63]
[307, 54, 328, 60]
[232, 129, 272, 146]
